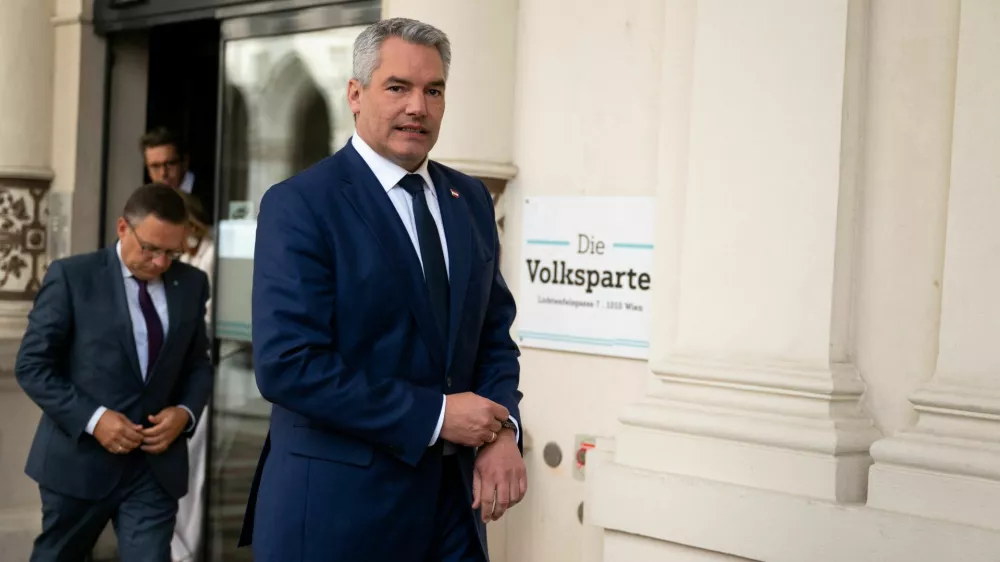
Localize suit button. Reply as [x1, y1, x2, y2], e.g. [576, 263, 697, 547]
[446, 377, 453, 387]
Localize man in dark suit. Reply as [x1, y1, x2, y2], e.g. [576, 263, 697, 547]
[16, 183, 213, 562]
[240, 17, 527, 562]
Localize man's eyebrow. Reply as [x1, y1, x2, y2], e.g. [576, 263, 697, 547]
[383, 76, 446, 89]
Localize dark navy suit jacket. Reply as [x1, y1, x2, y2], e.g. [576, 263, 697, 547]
[239, 141, 522, 561]
[16, 247, 213, 501]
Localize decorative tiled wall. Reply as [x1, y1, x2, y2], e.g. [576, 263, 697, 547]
[0, 178, 49, 302]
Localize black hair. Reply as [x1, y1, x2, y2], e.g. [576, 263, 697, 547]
[123, 183, 189, 225]
[139, 126, 187, 156]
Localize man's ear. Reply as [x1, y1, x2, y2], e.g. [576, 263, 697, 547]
[116, 216, 129, 242]
[347, 78, 364, 115]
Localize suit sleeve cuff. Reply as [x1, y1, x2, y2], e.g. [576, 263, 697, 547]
[85, 407, 108, 435]
[428, 395, 446, 447]
[179, 405, 196, 433]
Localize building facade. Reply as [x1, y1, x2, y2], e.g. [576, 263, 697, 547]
[1, 0, 999, 561]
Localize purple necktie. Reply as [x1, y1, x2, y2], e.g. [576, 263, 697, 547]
[136, 278, 164, 376]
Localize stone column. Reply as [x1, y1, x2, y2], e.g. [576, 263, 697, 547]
[382, 0, 519, 234]
[867, 0, 1000, 530]
[0, 0, 55, 556]
[602, 0, 878, 506]
[0, 0, 55, 343]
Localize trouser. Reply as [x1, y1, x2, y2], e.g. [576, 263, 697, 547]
[425, 455, 488, 562]
[31, 460, 177, 562]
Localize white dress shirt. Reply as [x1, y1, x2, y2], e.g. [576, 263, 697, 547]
[351, 134, 519, 449]
[179, 171, 195, 194]
[85, 242, 193, 435]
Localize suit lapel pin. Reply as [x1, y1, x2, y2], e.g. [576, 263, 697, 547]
[450, 189, 459, 198]
[173, 280, 179, 286]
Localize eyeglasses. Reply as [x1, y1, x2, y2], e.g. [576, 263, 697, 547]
[127, 222, 184, 261]
[146, 158, 182, 173]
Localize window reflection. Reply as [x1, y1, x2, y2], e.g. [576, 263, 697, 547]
[209, 24, 366, 561]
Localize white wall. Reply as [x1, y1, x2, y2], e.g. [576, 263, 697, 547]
[587, 0, 1000, 560]
[500, 1, 665, 560]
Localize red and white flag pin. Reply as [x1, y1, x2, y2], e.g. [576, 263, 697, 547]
[450, 188, 460, 198]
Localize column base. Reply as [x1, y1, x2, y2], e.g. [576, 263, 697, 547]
[588, 447, 1000, 562]
[616, 355, 880, 502]
[868, 381, 1000, 529]
[0, 508, 38, 562]
[0, 302, 30, 341]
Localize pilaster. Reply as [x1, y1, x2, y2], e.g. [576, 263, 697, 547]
[867, 0, 1000, 529]
[602, 0, 879, 505]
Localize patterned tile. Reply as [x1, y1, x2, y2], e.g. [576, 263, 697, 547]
[0, 178, 49, 301]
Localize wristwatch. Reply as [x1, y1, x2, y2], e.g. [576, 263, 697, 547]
[499, 418, 516, 433]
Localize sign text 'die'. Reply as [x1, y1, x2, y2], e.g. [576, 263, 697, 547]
[517, 196, 654, 360]
[526, 234, 651, 294]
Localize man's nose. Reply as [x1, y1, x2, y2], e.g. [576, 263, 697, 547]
[151, 254, 170, 269]
[405, 91, 428, 116]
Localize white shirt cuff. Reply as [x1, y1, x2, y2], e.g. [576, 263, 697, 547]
[86, 406, 108, 435]
[429, 395, 446, 446]
[509, 416, 521, 445]
[178, 405, 196, 432]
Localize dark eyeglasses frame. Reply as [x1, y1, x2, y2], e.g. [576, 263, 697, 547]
[127, 221, 184, 261]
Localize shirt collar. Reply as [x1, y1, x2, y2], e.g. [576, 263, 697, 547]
[116, 240, 132, 279]
[179, 171, 195, 194]
[351, 133, 434, 196]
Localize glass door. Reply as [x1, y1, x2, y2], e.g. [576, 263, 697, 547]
[207, 4, 378, 560]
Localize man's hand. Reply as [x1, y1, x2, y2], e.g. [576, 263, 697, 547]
[440, 392, 509, 448]
[141, 407, 190, 455]
[472, 430, 527, 523]
[94, 410, 144, 455]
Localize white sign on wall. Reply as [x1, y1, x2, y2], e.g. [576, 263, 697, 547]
[517, 196, 655, 360]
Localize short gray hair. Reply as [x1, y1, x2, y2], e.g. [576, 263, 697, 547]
[352, 18, 451, 87]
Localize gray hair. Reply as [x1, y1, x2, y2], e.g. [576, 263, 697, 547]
[352, 18, 451, 87]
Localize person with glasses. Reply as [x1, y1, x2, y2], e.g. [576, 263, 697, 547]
[15, 183, 213, 562]
[140, 127, 209, 226]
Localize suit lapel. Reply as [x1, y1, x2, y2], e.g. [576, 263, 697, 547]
[429, 164, 471, 372]
[107, 248, 143, 383]
[340, 146, 447, 368]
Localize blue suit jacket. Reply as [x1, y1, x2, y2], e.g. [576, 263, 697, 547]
[239, 142, 522, 561]
[16, 248, 213, 501]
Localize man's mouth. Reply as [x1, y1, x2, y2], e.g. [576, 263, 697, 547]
[395, 125, 428, 135]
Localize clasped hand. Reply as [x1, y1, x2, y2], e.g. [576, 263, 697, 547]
[440, 392, 528, 523]
[93, 407, 189, 455]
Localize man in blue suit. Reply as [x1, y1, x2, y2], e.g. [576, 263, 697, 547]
[240, 17, 527, 562]
[16, 184, 213, 561]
